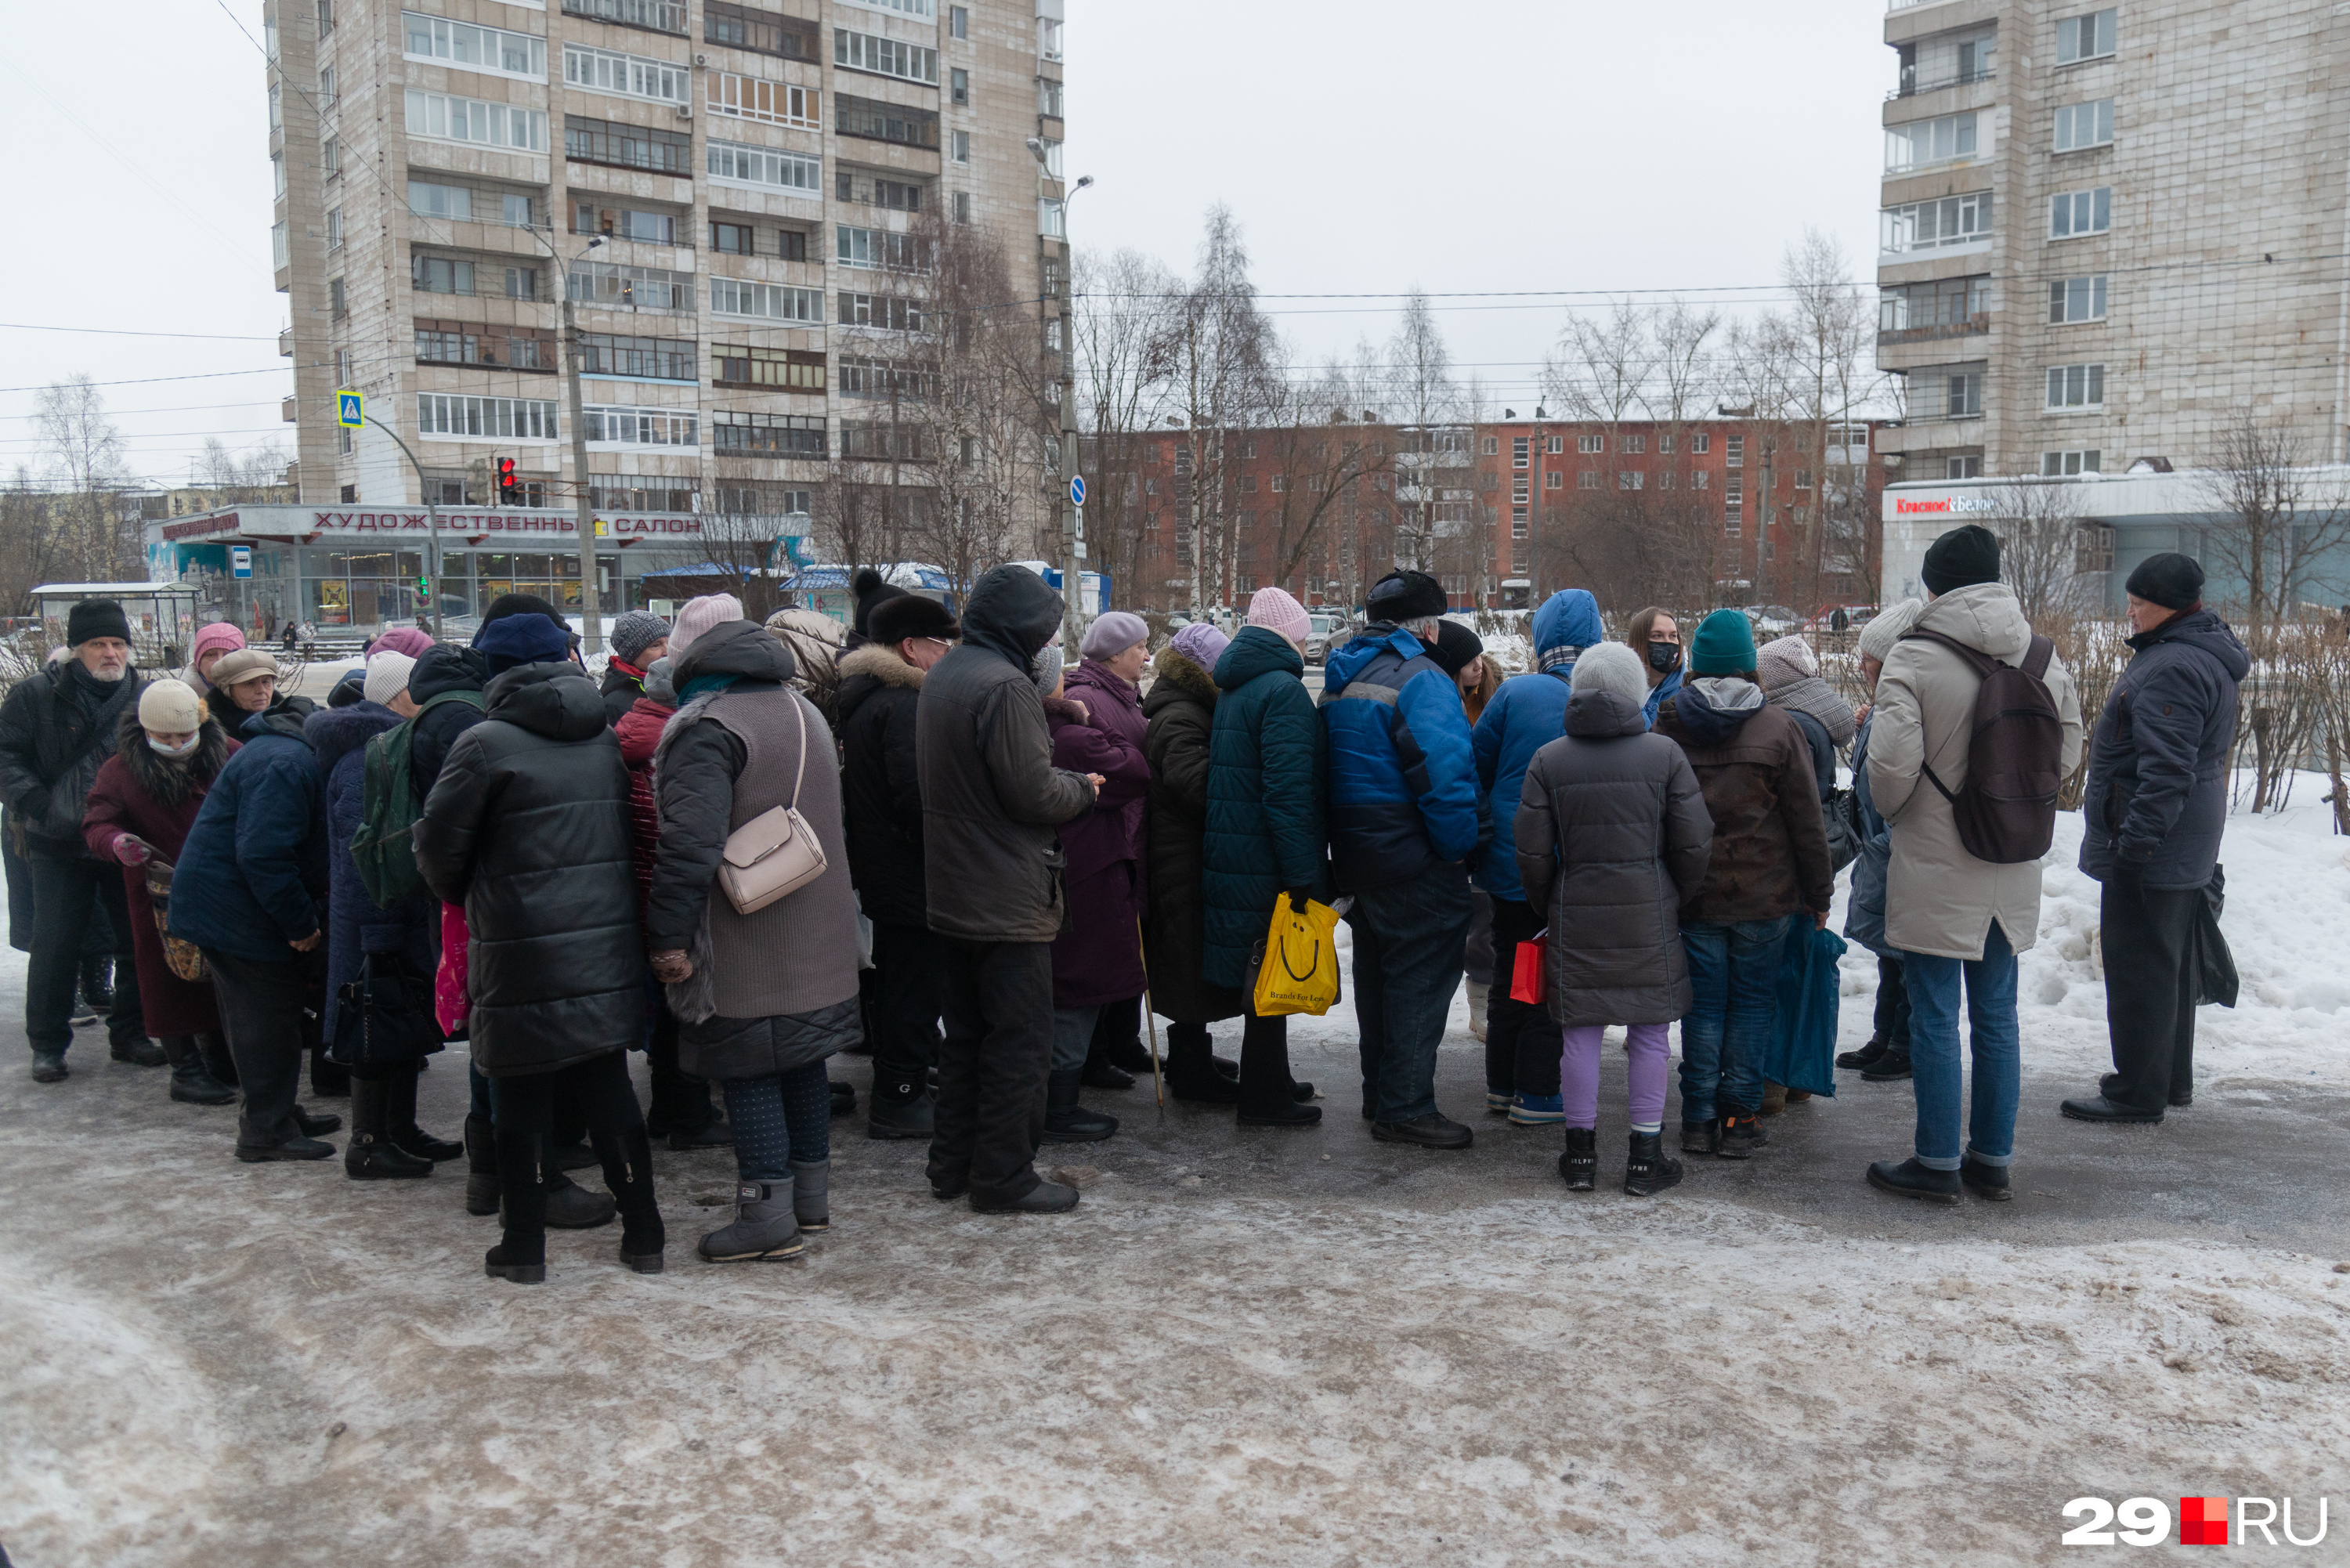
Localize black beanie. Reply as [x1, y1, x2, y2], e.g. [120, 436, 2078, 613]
[1365, 569, 1449, 623]
[67, 599, 133, 647]
[2123, 551, 2204, 612]
[1428, 618, 1484, 677]
[868, 594, 960, 645]
[851, 566, 909, 636]
[475, 593, 570, 639]
[1921, 524, 2002, 596]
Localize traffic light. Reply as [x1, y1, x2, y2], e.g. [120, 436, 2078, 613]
[496, 457, 520, 506]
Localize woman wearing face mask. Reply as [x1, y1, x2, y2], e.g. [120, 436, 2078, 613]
[1625, 607, 1683, 730]
[80, 680, 243, 1105]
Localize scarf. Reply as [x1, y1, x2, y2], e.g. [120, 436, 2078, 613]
[679, 672, 741, 703]
[1538, 645, 1582, 675]
[1766, 674, 1857, 747]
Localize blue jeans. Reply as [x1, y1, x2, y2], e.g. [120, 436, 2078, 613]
[1679, 915, 1795, 1123]
[1900, 922, 2020, 1170]
[1348, 861, 1474, 1123]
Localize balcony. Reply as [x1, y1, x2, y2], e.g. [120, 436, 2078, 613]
[279, 327, 295, 357]
[1889, 67, 1993, 99]
[282, 396, 299, 423]
[1878, 313, 1990, 348]
[561, 0, 687, 37]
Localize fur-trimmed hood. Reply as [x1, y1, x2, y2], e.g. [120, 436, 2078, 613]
[114, 702, 231, 809]
[837, 641, 924, 691]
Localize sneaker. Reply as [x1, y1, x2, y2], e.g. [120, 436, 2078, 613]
[1484, 1090, 1513, 1114]
[1860, 1050, 1914, 1082]
[1718, 1115, 1769, 1159]
[1679, 1118, 1720, 1156]
[1507, 1093, 1565, 1126]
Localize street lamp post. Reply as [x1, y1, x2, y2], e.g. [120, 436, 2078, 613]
[529, 227, 607, 652]
[361, 414, 443, 638]
[1029, 139, 1092, 645]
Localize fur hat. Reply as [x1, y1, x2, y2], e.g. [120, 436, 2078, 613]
[137, 679, 203, 734]
[609, 610, 671, 665]
[1079, 610, 1150, 663]
[1569, 640, 1650, 710]
[206, 648, 279, 691]
[671, 594, 746, 659]
[1244, 586, 1311, 644]
[851, 566, 909, 636]
[868, 594, 960, 645]
[1755, 635, 1818, 694]
[67, 600, 132, 647]
[363, 652, 417, 707]
[1364, 570, 1448, 623]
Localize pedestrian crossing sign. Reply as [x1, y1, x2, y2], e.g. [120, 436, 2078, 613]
[337, 391, 363, 428]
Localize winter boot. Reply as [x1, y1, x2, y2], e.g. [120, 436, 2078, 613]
[1042, 1068, 1117, 1143]
[1080, 1055, 1136, 1091]
[78, 956, 114, 1017]
[385, 1064, 461, 1163]
[1237, 1024, 1320, 1127]
[160, 1036, 235, 1105]
[1867, 1158, 1961, 1205]
[1835, 1035, 1890, 1071]
[866, 1061, 935, 1140]
[293, 1104, 342, 1136]
[29, 1051, 68, 1083]
[830, 1079, 855, 1118]
[463, 1112, 503, 1216]
[544, 1173, 617, 1228]
[1679, 1118, 1720, 1156]
[1165, 1025, 1242, 1105]
[791, 1158, 830, 1234]
[697, 1181, 804, 1262]
[1759, 1081, 1788, 1117]
[309, 1047, 350, 1099]
[1624, 1131, 1685, 1197]
[591, 1125, 665, 1272]
[971, 1178, 1080, 1214]
[196, 1032, 238, 1088]
[1860, 1049, 1914, 1082]
[1509, 1093, 1566, 1126]
[1466, 979, 1489, 1043]
[110, 1036, 168, 1068]
[1557, 1126, 1598, 1191]
[1958, 1154, 2012, 1201]
[547, 1142, 599, 1172]
[345, 1075, 433, 1180]
[1718, 1114, 1769, 1158]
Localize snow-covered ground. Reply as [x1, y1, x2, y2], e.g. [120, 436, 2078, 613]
[2, 796, 2346, 1564]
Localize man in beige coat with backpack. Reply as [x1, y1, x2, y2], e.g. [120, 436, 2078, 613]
[1865, 524, 2082, 1205]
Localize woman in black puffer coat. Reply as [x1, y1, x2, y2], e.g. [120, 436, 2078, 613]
[414, 616, 662, 1283]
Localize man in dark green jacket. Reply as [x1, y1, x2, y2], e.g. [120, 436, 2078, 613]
[1200, 602, 1326, 1127]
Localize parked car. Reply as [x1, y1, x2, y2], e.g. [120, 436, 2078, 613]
[1801, 604, 1879, 634]
[1304, 610, 1354, 665]
[1749, 605, 1802, 637]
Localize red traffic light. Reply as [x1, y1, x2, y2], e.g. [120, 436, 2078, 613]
[496, 457, 519, 506]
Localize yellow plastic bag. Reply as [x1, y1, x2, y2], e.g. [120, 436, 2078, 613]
[1252, 896, 1343, 1017]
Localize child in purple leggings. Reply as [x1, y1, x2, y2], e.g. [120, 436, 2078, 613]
[1510, 642, 1715, 1195]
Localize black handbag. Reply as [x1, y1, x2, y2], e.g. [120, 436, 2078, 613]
[1824, 787, 1863, 874]
[330, 952, 443, 1069]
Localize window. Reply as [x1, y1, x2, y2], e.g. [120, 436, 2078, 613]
[1935, 369, 1982, 417]
[566, 114, 692, 175]
[837, 226, 924, 269]
[776, 228, 809, 261]
[325, 206, 343, 249]
[837, 356, 935, 401]
[403, 12, 546, 78]
[330, 276, 347, 316]
[1511, 474, 1529, 503]
[590, 476, 695, 510]
[1725, 435, 1743, 466]
[1622, 433, 1646, 454]
[1795, 469, 1813, 490]
[950, 67, 969, 104]
[711, 345, 826, 390]
[584, 405, 697, 448]
[1511, 436, 1529, 468]
[503, 193, 534, 226]
[1692, 469, 1708, 490]
[837, 95, 939, 148]
[1618, 471, 1643, 491]
[1037, 78, 1063, 117]
[574, 201, 680, 244]
[415, 392, 559, 440]
[1477, 435, 1498, 455]
[953, 190, 971, 224]
[318, 0, 334, 38]
[560, 0, 689, 34]
[408, 181, 472, 220]
[1538, 470, 1558, 491]
[837, 291, 923, 331]
[835, 0, 932, 17]
[411, 254, 477, 294]
[1690, 432, 1709, 454]
[715, 414, 827, 458]
[1510, 508, 1528, 539]
[1577, 471, 1597, 490]
[708, 139, 822, 193]
[710, 277, 823, 321]
[335, 349, 352, 384]
[324, 137, 345, 181]
[2045, 363, 2106, 410]
[949, 5, 967, 39]
[2056, 8, 2116, 63]
[710, 74, 819, 128]
[269, 82, 282, 129]
[1547, 434, 1564, 453]
[1039, 16, 1062, 60]
[406, 91, 548, 151]
[712, 220, 753, 255]
[1885, 111, 1979, 172]
[1723, 508, 1741, 538]
[952, 129, 971, 163]
[1947, 456, 1983, 479]
[704, 1, 819, 59]
[2054, 99, 2114, 153]
[2042, 449, 2102, 475]
[1879, 275, 1990, 331]
[2048, 275, 2108, 323]
[273, 151, 286, 197]
[566, 43, 689, 103]
[2049, 186, 2113, 238]
[414, 322, 552, 370]
[567, 259, 696, 312]
[576, 332, 696, 381]
[319, 66, 337, 110]
[1880, 191, 1994, 255]
[836, 28, 938, 84]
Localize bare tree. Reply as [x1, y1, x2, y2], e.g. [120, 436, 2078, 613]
[1251, 358, 1393, 596]
[1987, 478, 2095, 623]
[1167, 206, 1281, 612]
[0, 466, 70, 617]
[199, 436, 292, 495]
[1775, 231, 1876, 615]
[37, 375, 139, 581]
[1073, 247, 1178, 609]
[1386, 290, 1460, 573]
[1546, 299, 1653, 432]
[2197, 408, 2350, 646]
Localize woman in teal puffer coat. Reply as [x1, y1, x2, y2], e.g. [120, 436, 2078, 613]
[1200, 612, 1326, 1126]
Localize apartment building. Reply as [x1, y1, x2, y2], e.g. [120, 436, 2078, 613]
[259, 0, 1065, 625]
[1875, 0, 2350, 482]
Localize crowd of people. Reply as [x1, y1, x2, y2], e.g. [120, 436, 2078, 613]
[0, 523, 2247, 1278]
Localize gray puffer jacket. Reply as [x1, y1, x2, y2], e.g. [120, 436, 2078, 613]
[1513, 685, 1714, 1027]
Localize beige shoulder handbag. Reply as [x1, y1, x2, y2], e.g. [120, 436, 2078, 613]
[715, 694, 829, 915]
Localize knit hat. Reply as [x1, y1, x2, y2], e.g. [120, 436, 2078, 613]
[473, 613, 570, 672]
[1170, 621, 1230, 671]
[1429, 619, 1484, 677]
[1689, 609, 1759, 677]
[369, 626, 435, 661]
[1079, 609, 1149, 663]
[363, 652, 417, 707]
[869, 594, 960, 645]
[1568, 640, 1649, 710]
[1856, 600, 1923, 664]
[207, 648, 278, 691]
[189, 622, 246, 674]
[2124, 551, 2205, 612]
[137, 679, 202, 734]
[1245, 586, 1311, 644]
[1921, 523, 2002, 596]
[610, 609, 671, 665]
[670, 593, 745, 659]
[476, 593, 569, 637]
[1032, 642, 1065, 696]
[67, 600, 132, 647]
[1364, 569, 1448, 623]
[1755, 636, 1818, 694]
[642, 656, 677, 706]
[851, 566, 909, 636]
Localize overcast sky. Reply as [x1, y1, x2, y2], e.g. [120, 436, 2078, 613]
[0, 0, 1890, 488]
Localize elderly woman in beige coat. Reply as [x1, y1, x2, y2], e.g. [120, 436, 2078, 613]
[1864, 524, 2082, 1208]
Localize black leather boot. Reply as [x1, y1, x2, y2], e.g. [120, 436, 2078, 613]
[463, 1112, 502, 1216]
[1557, 1126, 1597, 1191]
[1623, 1131, 1684, 1197]
[161, 1035, 235, 1105]
[385, 1063, 462, 1162]
[592, 1125, 665, 1272]
[345, 1075, 433, 1180]
[197, 1031, 238, 1088]
[1041, 1068, 1117, 1143]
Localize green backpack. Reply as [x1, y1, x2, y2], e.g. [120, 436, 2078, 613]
[352, 689, 483, 907]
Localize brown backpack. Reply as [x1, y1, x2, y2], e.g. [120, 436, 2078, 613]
[1898, 630, 2063, 865]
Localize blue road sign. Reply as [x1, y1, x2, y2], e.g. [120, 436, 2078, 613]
[337, 391, 363, 428]
[1069, 474, 1086, 508]
[230, 546, 252, 580]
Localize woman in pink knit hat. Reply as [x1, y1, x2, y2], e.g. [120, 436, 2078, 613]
[182, 621, 247, 701]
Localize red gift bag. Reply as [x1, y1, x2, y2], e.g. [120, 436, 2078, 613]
[1509, 928, 1548, 1005]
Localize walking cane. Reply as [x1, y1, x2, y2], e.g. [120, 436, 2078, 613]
[1137, 916, 1165, 1107]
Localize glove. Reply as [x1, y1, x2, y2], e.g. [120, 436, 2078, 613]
[1285, 886, 1314, 914]
[2106, 858, 2146, 903]
[649, 949, 694, 984]
[110, 833, 151, 867]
